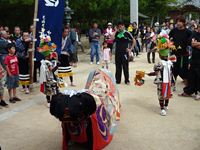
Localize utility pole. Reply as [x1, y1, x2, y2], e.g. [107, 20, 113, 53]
[29, 0, 39, 84]
[130, 0, 138, 24]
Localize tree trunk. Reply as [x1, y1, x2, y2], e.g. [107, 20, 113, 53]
[150, 16, 155, 27]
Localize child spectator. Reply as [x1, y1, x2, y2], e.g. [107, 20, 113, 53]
[4, 43, 21, 103]
[101, 41, 111, 69]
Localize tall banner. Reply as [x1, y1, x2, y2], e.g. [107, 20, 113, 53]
[35, 0, 65, 60]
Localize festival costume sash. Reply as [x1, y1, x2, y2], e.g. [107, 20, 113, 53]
[161, 60, 172, 99]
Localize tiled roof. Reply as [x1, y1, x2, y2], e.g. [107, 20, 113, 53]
[179, 0, 200, 8]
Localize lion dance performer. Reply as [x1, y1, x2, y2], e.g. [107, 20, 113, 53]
[147, 35, 176, 116]
[40, 65, 120, 149]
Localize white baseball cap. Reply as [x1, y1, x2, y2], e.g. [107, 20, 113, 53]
[108, 22, 112, 26]
[155, 22, 159, 26]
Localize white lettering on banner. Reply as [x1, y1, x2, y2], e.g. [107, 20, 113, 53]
[44, 0, 59, 7]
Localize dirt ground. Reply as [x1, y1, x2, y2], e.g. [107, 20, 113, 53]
[0, 51, 200, 150]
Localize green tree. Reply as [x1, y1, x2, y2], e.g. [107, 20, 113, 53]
[0, 0, 178, 31]
[69, 0, 130, 30]
[70, 0, 177, 28]
[0, 0, 34, 29]
[139, 0, 177, 25]
[0, 0, 34, 5]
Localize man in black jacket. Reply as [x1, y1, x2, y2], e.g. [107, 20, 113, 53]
[180, 24, 200, 100]
[115, 21, 135, 85]
[169, 16, 193, 87]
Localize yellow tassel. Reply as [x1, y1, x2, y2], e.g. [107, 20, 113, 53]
[19, 81, 30, 86]
[57, 72, 74, 78]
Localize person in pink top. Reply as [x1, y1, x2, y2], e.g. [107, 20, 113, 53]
[101, 41, 111, 69]
[104, 22, 115, 52]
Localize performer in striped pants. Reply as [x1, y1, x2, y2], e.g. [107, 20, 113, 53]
[18, 57, 30, 94]
[15, 32, 31, 94]
[59, 27, 75, 86]
[58, 52, 75, 86]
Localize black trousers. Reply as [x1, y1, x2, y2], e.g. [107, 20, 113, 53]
[172, 56, 189, 80]
[59, 54, 73, 83]
[33, 61, 41, 83]
[59, 54, 70, 66]
[184, 66, 200, 95]
[115, 53, 129, 83]
[69, 51, 78, 63]
[18, 57, 29, 88]
[18, 57, 29, 75]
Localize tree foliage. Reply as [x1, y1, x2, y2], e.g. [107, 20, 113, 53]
[69, 0, 177, 27]
[0, 0, 178, 31]
[0, 0, 34, 5]
[69, 0, 130, 26]
[0, 0, 34, 30]
[139, 0, 177, 25]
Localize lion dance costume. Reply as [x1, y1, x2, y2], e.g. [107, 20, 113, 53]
[40, 67, 120, 149]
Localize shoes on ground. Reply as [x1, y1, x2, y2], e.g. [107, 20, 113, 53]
[178, 92, 190, 97]
[25, 88, 30, 94]
[70, 83, 76, 87]
[195, 94, 200, 100]
[9, 98, 16, 103]
[21, 88, 26, 92]
[164, 106, 168, 111]
[116, 81, 121, 84]
[47, 103, 50, 108]
[0, 100, 8, 107]
[160, 109, 167, 116]
[13, 97, 21, 101]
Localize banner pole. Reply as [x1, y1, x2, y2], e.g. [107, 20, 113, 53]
[29, 0, 39, 84]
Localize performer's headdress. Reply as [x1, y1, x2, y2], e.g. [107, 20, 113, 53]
[37, 16, 57, 57]
[157, 34, 176, 57]
[50, 92, 97, 121]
